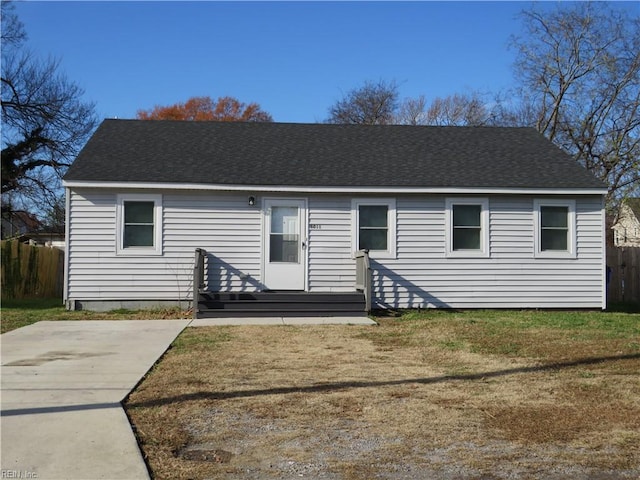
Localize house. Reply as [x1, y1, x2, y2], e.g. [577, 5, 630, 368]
[1, 210, 42, 240]
[612, 198, 640, 247]
[18, 228, 66, 250]
[62, 119, 608, 314]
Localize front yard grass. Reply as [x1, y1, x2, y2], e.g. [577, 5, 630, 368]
[125, 309, 640, 479]
[1, 298, 190, 333]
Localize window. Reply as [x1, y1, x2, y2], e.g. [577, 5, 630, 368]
[352, 199, 396, 258]
[359, 205, 388, 250]
[445, 198, 489, 257]
[116, 194, 162, 255]
[534, 199, 575, 258]
[269, 206, 299, 263]
[540, 206, 569, 251]
[124, 201, 155, 247]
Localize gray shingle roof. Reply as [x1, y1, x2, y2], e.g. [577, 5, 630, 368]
[64, 119, 606, 190]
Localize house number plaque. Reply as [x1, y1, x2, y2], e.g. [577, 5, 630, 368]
[309, 224, 322, 230]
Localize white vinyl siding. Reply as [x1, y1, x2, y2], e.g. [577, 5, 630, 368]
[309, 195, 604, 308]
[66, 190, 263, 303]
[309, 195, 603, 309]
[66, 190, 604, 309]
[392, 196, 601, 308]
[308, 197, 355, 292]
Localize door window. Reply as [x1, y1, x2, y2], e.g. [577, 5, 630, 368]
[270, 206, 299, 263]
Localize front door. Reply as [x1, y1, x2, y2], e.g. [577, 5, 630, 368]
[263, 198, 307, 290]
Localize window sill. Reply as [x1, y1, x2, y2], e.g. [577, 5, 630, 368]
[116, 247, 163, 256]
[534, 250, 576, 259]
[445, 250, 489, 258]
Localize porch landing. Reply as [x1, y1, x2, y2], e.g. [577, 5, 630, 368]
[195, 291, 368, 319]
[190, 316, 377, 326]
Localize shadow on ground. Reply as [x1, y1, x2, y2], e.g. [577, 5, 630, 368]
[127, 353, 640, 408]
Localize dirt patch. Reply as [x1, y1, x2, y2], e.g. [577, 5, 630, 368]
[126, 313, 640, 479]
[178, 447, 233, 463]
[486, 380, 640, 447]
[3, 350, 114, 366]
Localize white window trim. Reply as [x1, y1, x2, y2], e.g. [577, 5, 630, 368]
[351, 198, 396, 259]
[533, 199, 576, 259]
[116, 194, 163, 256]
[445, 198, 490, 258]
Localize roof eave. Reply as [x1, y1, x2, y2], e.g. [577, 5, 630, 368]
[62, 180, 608, 196]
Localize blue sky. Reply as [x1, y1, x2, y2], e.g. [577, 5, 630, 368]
[12, 1, 637, 123]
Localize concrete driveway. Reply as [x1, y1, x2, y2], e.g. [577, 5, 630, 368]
[1, 320, 189, 480]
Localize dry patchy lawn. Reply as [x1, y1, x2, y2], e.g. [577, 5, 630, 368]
[125, 310, 640, 479]
[1, 298, 191, 333]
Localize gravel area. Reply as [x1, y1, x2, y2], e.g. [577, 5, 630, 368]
[175, 409, 640, 479]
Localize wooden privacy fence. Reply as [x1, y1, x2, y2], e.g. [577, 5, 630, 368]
[607, 247, 640, 304]
[1, 240, 64, 299]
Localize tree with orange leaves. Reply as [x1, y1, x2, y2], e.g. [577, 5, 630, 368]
[136, 96, 273, 122]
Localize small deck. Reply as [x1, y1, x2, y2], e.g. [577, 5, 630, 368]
[193, 248, 372, 319]
[195, 291, 367, 318]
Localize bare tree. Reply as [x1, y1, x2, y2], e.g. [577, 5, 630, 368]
[511, 2, 640, 203]
[327, 79, 399, 125]
[1, 1, 98, 221]
[487, 90, 539, 128]
[1, 0, 26, 47]
[395, 95, 427, 126]
[424, 92, 489, 126]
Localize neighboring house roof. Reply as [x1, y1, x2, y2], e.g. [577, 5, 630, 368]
[64, 119, 606, 191]
[1, 211, 43, 239]
[612, 198, 640, 247]
[622, 198, 640, 222]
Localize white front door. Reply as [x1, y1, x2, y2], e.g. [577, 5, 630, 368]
[263, 198, 307, 290]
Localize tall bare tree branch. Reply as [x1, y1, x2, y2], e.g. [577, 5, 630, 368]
[326, 80, 399, 125]
[1, 1, 97, 224]
[508, 3, 639, 206]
